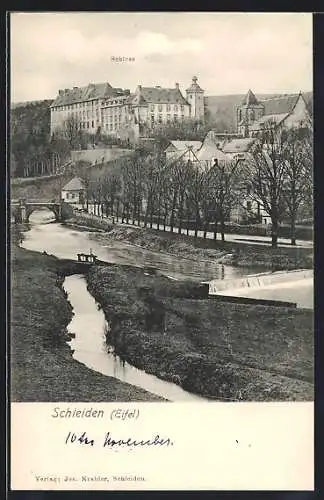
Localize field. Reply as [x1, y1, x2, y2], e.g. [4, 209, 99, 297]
[87, 263, 314, 401]
[10, 245, 163, 402]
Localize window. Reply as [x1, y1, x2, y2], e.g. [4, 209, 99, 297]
[87, 122, 89, 128]
[180, 105, 184, 112]
[150, 105, 155, 112]
[174, 105, 178, 112]
[174, 114, 178, 121]
[92, 120, 94, 127]
[166, 104, 171, 112]
[151, 114, 155, 123]
[158, 114, 162, 123]
[247, 201, 252, 211]
[158, 104, 163, 112]
[167, 114, 171, 123]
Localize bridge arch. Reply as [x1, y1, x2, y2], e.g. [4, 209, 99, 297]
[25, 204, 61, 223]
[11, 200, 74, 224]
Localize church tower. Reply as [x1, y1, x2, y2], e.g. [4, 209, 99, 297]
[186, 76, 205, 123]
[237, 89, 264, 137]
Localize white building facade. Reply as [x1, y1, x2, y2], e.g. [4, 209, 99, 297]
[50, 77, 205, 140]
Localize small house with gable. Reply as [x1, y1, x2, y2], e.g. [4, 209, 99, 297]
[61, 177, 86, 205]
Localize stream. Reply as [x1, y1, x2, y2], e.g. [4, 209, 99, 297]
[19, 209, 269, 401]
[63, 274, 207, 401]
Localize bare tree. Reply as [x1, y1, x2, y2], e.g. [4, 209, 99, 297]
[172, 159, 192, 234]
[281, 126, 313, 245]
[142, 154, 164, 229]
[212, 158, 243, 241]
[102, 173, 122, 222]
[120, 152, 146, 225]
[63, 114, 84, 150]
[247, 127, 287, 248]
[186, 165, 205, 237]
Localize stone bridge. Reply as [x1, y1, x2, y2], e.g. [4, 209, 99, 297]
[11, 199, 73, 223]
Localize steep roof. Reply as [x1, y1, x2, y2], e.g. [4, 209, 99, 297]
[242, 89, 260, 106]
[62, 177, 85, 191]
[196, 142, 226, 162]
[303, 92, 313, 115]
[167, 140, 202, 152]
[261, 94, 299, 115]
[136, 87, 189, 105]
[51, 83, 123, 107]
[249, 113, 289, 131]
[222, 138, 256, 154]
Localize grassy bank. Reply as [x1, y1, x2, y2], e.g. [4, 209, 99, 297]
[67, 214, 313, 270]
[87, 263, 314, 401]
[11, 245, 163, 402]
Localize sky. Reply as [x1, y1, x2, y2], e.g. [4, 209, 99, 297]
[10, 12, 313, 102]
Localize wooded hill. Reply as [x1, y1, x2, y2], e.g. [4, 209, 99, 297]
[11, 99, 54, 177]
[10, 91, 313, 176]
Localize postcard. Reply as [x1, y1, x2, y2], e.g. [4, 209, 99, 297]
[9, 11, 314, 491]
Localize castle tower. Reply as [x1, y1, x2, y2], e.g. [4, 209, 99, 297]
[237, 89, 264, 137]
[186, 76, 205, 122]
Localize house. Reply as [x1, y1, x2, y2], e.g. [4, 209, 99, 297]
[130, 83, 191, 129]
[164, 140, 202, 163]
[222, 137, 256, 161]
[196, 131, 270, 224]
[50, 82, 129, 136]
[196, 132, 255, 168]
[50, 77, 205, 141]
[237, 90, 312, 137]
[195, 131, 227, 170]
[61, 177, 86, 205]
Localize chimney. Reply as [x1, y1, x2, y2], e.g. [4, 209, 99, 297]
[155, 86, 161, 89]
[136, 85, 142, 94]
[58, 89, 63, 95]
[73, 86, 78, 90]
[175, 82, 179, 89]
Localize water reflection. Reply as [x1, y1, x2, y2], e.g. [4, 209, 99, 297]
[63, 274, 207, 401]
[20, 210, 265, 282]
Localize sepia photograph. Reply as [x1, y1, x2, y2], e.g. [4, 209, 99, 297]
[10, 12, 313, 405]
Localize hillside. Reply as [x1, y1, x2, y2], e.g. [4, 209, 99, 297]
[205, 91, 313, 132]
[10, 91, 313, 176]
[11, 99, 54, 177]
[11, 99, 54, 110]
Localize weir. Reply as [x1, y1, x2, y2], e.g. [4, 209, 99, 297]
[208, 269, 313, 295]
